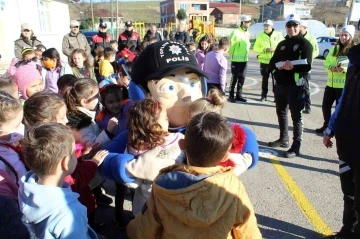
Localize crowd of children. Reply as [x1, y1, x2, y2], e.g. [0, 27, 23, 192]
[0, 32, 261, 239]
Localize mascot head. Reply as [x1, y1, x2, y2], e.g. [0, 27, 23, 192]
[129, 40, 207, 129]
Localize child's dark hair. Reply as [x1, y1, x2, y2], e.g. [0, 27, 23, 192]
[185, 112, 233, 167]
[35, 44, 47, 52]
[100, 85, 124, 110]
[23, 91, 66, 128]
[67, 111, 93, 130]
[140, 41, 149, 51]
[116, 62, 133, 78]
[0, 156, 19, 186]
[110, 40, 118, 45]
[57, 74, 78, 94]
[218, 37, 230, 50]
[127, 99, 167, 151]
[104, 47, 116, 59]
[70, 49, 92, 68]
[95, 46, 104, 59]
[198, 35, 211, 52]
[63, 78, 98, 113]
[209, 42, 219, 51]
[0, 78, 17, 97]
[22, 123, 74, 178]
[0, 90, 22, 126]
[42, 48, 61, 69]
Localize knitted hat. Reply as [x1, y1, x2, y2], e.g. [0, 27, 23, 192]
[13, 61, 42, 99]
[341, 25, 355, 39]
[21, 23, 32, 31]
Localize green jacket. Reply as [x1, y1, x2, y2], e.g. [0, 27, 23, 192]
[253, 30, 284, 64]
[323, 46, 347, 89]
[303, 32, 319, 59]
[71, 66, 97, 82]
[229, 27, 251, 62]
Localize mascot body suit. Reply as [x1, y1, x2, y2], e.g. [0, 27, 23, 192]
[100, 41, 259, 183]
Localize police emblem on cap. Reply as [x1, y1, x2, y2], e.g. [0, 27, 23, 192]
[169, 45, 182, 55]
[159, 41, 190, 64]
[293, 44, 299, 51]
[127, 21, 130, 24]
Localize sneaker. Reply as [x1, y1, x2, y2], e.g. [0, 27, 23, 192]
[303, 108, 311, 114]
[260, 96, 267, 102]
[284, 142, 300, 158]
[228, 97, 236, 103]
[235, 97, 247, 102]
[268, 139, 289, 148]
[315, 126, 326, 134]
[322, 231, 354, 239]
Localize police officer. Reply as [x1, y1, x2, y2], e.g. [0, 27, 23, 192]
[228, 15, 252, 103]
[91, 20, 113, 55]
[62, 20, 91, 58]
[253, 19, 284, 101]
[118, 21, 141, 49]
[300, 20, 319, 114]
[268, 14, 313, 158]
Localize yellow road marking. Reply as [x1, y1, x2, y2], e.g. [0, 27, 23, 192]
[269, 155, 334, 237]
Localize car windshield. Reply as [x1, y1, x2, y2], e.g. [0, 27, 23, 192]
[329, 39, 337, 42]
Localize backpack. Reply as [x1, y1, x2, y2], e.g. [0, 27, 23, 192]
[116, 48, 136, 62]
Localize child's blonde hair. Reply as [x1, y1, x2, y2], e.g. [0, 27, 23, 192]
[188, 88, 226, 117]
[0, 90, 22, 127]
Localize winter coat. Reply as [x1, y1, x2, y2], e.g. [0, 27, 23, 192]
[229, 27, 251, 62]
[14, 36, 42, 59]
[126, 164, 262, 239]
[62, 32, 91, 57]
[253, 30, 284, 64]
[323, 45, 347, 89]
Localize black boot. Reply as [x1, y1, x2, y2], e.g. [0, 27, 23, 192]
[268, 139, 289, 148]
[285, 141, 300, 158]
[315, 125, 326, 134]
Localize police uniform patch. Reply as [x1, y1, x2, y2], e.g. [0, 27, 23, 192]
[293, 44, 299, 51]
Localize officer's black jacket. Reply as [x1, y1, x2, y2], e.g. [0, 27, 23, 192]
[269, 33, 313, 86]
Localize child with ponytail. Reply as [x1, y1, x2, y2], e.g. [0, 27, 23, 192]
[0, 90, 27, 185]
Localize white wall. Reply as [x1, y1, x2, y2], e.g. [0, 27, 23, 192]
[0, 0, 70, 68]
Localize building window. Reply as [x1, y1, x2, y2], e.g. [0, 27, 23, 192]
[180, 3, 187, 10]
[192, 4, 200, 10]
[37, 0, 51, 32]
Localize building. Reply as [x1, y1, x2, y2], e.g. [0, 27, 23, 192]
[210, 4, 259, 24]
[0, 0, 71, 70]
[260, 0, 314, 21]
[160, 0, 210, 26]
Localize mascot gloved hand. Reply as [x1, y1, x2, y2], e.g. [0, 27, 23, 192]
[99, 41, 258, 183]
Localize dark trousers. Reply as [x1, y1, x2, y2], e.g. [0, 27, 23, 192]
[229, 62, 247, 99]
[115, 183, 135, 224]
[336, 134, 360, 236]
[275, 84, 305, 144]
[304, 73, 311, 109]
[260, 63, 271, 97]
[321, 86, 343, 128]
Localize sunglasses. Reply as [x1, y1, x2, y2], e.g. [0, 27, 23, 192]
[71, 26, 79, 28]
[23, 29, 30, 32]
[286, 23, 299, 28]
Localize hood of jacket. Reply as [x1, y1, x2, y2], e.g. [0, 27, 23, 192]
[18, 172, 80, 224]
[348, 43, 360, 67]
[153, 164, 238, 227]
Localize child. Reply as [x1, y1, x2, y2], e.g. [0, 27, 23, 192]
[125, 99, 185, 215]
[41, 48, 73, 93]
[97, 84, 132, 136]
[116, 61, 133, 89]
[203, 37, 230, 94]
[19, 123, 99, 238]
[126, 112, 262, 239]
[12, 61, 43, 100]
[110, 40, 118, 52]
[195, 35, 211, 70]
[63, 77, 114, 146]
[0, 91, 27, 185]
[94, 46, 104, 82]
[99, 47, 116, 78]
[188, 88, 253, 175]
[0, 77, 19, 99]
[57, 74, 78, 95]
[70, 49, 96, 81]
[186, 42, 196, 55]
[21, 48, 36, 61]
[34, 44, 46, 63]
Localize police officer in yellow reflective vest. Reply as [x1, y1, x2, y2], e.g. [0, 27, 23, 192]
[268, 14, 313, 158]
[253, 19, 284, 101]
[228, 15, 251, 103]
[315, 25, 355, 134]
[300, 20, 319, 114]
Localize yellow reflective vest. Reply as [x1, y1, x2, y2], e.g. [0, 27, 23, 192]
[303, 32, 319, 59]
[324, 46, 347, 89]
[229, 27, 251, 62]
[253, 30, 284, 64]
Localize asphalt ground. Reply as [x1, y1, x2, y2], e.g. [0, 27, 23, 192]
[97, 51, 342, 239]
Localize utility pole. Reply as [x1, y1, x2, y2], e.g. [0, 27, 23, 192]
[90, 0, 94, 30]
[261, 1, 264, 22]
[239, 0, 242, 26]
[111, 0, 114, 38]
[116, 0, 119, 39]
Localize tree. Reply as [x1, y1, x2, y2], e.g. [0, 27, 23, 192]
[80, 18, 93, 30]
[176, 9, 187, 21]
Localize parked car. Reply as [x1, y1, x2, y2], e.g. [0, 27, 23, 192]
[317, 36, 338, 59]
[81, 30, 98, 44]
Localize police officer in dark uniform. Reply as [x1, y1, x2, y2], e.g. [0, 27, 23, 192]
[91, 20, 113, 56]
[268, 13, 313, 158]
[118, 21, 141, 49]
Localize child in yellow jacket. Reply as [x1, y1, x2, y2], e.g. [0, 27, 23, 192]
[126, 112, 262, 239]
